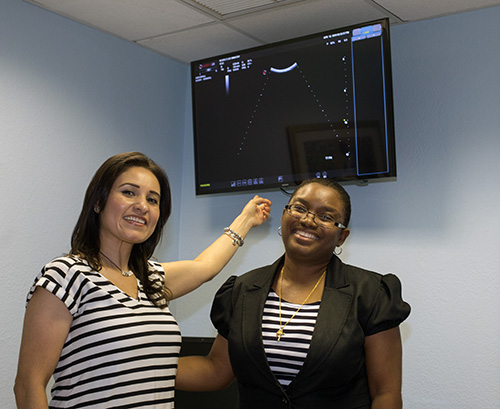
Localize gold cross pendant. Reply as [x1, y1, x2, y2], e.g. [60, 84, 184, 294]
[276, 328, 284, 341]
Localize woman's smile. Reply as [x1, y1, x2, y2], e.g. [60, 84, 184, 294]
[99, 166, 161, 248]
[124, 215, 147, 226]
[292, 228, 320, 241]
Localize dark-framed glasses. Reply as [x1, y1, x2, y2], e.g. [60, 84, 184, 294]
[285, 204, 346, 229]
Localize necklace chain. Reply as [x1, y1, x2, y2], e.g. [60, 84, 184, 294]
[276, 266, 326, 341]
[100, 251, 134, 277]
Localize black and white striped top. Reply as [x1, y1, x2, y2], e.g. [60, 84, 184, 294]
[262, 291, 320, 387]
[28, 256, 181, 409]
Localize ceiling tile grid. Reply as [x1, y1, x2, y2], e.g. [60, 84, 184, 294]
[27, 0, 215, 40]
[376, 0, 500, 21]
[25, 0, 500, 63]
[138, 23, 263, 63]
[226, 0, 393, 44]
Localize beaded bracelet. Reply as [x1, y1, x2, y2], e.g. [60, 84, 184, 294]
[224, 227, 244, 247]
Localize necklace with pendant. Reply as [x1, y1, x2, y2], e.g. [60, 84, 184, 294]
[100, 251, 134, 277]
[276, 266, 326, 341]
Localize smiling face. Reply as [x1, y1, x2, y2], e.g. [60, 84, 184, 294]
[281, 182, 350, 264]
[98, 166, 161, 251]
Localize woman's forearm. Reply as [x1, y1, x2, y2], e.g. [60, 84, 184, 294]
[176, 335, 234, 392]
[14, 382, 49, 409]
[193, 196, 271, 274]
[371, 393, 402, 409]
[163, 196, 271, 299]
[176, 356, 234, 391]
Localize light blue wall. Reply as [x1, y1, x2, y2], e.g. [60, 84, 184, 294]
[1, 0, 499, 407]
[175, 7, 500, 409]
[1, 0, 188, 406]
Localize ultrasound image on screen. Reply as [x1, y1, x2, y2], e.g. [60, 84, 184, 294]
[192, 21, 394, 194]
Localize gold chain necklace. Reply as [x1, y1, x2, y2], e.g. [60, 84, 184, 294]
[276, 266, 326, 341]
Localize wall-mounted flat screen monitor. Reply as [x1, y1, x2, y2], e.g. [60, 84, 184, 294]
[191, 18, 396, 195]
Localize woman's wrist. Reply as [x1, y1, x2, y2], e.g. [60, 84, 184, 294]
[227, 212, 255, 239]
[223, 227, 244, 247]
[224, 196, 270, 244]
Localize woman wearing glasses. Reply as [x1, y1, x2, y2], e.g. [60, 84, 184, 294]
[176, 178, 410, 409]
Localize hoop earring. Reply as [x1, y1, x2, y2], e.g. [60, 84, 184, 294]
[334, 246, 342, 256]
[277, 226, 282, 236]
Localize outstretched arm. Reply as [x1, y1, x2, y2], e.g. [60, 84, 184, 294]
[162, 195, 271, 299]
[176, 335, 235, 391]
[365, 326, 404, 409]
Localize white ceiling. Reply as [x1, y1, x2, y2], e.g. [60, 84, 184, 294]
[25, 0, 500, 64]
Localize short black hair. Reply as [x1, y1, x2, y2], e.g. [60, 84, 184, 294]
[290, 178, 351, 227]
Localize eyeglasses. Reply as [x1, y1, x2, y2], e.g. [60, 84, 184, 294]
[285, 204, 346, 229]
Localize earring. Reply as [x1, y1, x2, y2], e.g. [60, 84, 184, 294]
[277, 226, 282, 236]
[334, 246, 343, 256]
[94, 205, 100, 213]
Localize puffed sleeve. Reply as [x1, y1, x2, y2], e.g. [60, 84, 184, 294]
[210, 275, 238, 339]
[27, 257, 79, 316]
[363, 273, 411, 336]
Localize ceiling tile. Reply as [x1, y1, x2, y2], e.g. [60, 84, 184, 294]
[29, 0, 215, 40]
[24, 0, 500, 64]
[192, 0, 276, 16]
[376, 0, 500, 21]
[138, 23, 263, 63]
[227, 0, 394, 43]
[185, 0, 304, 17]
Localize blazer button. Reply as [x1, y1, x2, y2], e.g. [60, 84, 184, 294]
[281, 397, 289, 405]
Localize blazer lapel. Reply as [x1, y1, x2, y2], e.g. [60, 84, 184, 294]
[241, 259, 283, 385]
[291, 256, 353, 384]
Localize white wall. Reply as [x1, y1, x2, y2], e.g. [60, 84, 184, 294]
[1, 0, 499, 407]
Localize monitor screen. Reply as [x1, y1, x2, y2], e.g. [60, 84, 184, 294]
[191, 18, 396, 195]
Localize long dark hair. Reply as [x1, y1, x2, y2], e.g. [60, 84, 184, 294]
[70, 152, 172, 307]
[290, 178, 352, 227]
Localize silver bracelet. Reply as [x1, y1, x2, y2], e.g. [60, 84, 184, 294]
[224, 227, 244, 247]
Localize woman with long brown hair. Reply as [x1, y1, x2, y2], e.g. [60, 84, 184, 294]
[14, 152, 271, 409]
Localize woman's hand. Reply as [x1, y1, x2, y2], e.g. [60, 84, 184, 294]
[238, 195, 272, 228]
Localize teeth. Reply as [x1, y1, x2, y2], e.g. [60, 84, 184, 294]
[125, 216, 146, 225]
[295, 230, 319, 240]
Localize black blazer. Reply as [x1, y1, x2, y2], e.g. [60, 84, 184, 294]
[211, 255, 410, 409]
